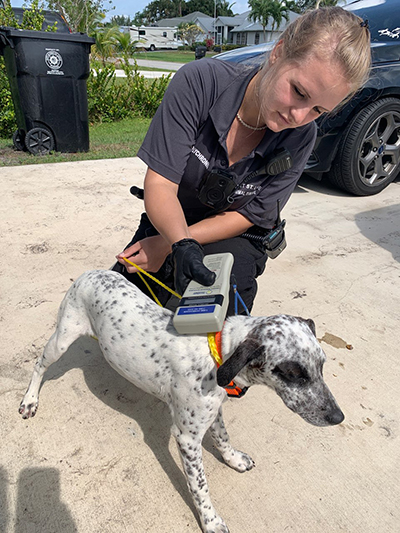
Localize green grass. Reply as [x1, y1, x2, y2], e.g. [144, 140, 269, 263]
[0, 116, 151, 166]
[132, 50, 216, 63]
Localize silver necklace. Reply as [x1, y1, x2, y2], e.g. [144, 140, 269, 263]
[236, 112, 267, 131]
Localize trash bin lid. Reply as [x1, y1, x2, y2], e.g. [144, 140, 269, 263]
[0, 27, 94, 44]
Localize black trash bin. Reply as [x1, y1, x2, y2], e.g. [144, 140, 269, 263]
[195, 45, 207, 60]
[0, 28, 94, 154]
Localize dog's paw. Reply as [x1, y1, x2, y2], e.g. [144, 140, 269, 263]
[19, 397, 38, 419]
[223, 450, 255, 472]
[203, 515, 230, 533]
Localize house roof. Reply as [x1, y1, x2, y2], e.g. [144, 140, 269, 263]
[195, 16, 214, 33]
[215, 11, 250, 26]
[231, 10, 299, 33]
[157, 11, 212, 27]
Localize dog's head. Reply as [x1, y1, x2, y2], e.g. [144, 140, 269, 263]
[217, 315, 344, 427]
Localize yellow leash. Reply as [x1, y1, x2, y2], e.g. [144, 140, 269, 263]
[122, 257, 181, 304]
[122, 257, 221, 366]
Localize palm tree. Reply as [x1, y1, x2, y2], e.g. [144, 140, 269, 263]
[217, 0, 236, 16]
[248, 0, 274, 42]
[270, 0, 290, 32]
[115, 31, 137, 63]
[315, 0, 342, 8]
[91, 25, 120, 66]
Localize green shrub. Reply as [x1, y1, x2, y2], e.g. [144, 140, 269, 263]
[87, 59, 170, 123]
[0, 70, 17, 138]
[191, 40, 206, 51]
[221, 44, 245, 51]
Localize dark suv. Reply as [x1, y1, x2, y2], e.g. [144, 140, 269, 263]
[216, 0, 400, 196]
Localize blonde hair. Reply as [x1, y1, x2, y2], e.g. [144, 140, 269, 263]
[276, 7, 371, 99]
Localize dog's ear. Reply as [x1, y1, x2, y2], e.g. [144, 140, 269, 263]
[305, 318, 316, 336]
[296, 316, 316, 337]
[217, 338, 264, 387]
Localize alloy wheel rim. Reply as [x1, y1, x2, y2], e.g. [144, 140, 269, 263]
[358, 111, 400, 188]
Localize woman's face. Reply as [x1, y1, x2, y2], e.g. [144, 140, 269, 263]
[258, 44, 351, 133]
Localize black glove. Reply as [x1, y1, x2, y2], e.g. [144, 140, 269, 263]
[171, 238, 216, 296]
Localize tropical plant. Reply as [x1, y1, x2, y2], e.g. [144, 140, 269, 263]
[295, 0, 341, 12]
[248, 0, 274, 41]
[216, 0, 236, 16]
[177, 21, 202, 46]
[315, 0, 342, 7]
[91, 24, 120, 66]
[108, 14, 135, 26]
[46, 0, 112, 33]
[269, 0, 290, 31]
[114, 30, 137, 61]
[87, 58, 171, 122]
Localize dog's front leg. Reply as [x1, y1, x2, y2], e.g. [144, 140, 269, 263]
[173, 425, 229, 533]
[209, 408, 255, 472]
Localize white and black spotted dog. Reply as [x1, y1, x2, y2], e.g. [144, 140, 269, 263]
[19, 270, 344, 533]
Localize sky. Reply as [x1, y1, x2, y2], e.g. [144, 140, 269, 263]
[11, 0, 251, 19]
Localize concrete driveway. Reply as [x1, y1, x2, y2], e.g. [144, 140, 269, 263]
[1, 158, 399, 533]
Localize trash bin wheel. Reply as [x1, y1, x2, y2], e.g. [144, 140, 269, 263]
[12, 130, 27, 152]
[25, 127, 55, 155]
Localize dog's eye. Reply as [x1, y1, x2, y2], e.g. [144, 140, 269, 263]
[272, 362, 309, 386]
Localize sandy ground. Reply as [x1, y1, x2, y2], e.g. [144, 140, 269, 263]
[1, 158, 399, 533]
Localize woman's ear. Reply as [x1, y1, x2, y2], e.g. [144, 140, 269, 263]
[269, 40, 284, 65]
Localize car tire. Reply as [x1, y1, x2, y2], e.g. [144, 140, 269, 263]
[149, 44, 156, 51]
[328, 98, 400, 195]
[25, 127, 55, 155]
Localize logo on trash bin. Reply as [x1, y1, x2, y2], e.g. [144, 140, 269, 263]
[45, 49, 64, 75]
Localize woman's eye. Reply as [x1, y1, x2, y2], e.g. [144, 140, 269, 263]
[294, 86, 304, 98]
[313, 107, 323, 115]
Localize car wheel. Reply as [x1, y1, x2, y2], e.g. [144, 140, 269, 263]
[149, 44, 156, 51]
[25, 127, 55, 155]
[328, 98, 400, 195]
[12, 130, 26, 151]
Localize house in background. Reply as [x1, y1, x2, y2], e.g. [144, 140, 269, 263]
[230, 10, 299, 46]
[157, 11, 213, 35]
[155, 10, 299, 46]
[213, 11, 249, 45]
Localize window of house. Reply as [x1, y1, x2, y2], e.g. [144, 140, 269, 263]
[236, 33, 247, 45]
[163, 32, 167, 37]
[255, 32, 260, 45]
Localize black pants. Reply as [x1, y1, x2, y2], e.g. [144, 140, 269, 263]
[112, 213, 268, 316]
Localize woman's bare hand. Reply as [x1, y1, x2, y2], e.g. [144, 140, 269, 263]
[116, 235, 170, 274]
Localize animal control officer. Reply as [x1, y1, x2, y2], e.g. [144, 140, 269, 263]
[113, 7, 370, 315]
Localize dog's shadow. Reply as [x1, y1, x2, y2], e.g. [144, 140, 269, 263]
[41, 335, 223, 516]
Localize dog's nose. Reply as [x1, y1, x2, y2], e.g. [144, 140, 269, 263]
[325, 408, 345, 425]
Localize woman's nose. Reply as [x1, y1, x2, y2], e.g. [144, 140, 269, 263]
[290, 107, 311, 126]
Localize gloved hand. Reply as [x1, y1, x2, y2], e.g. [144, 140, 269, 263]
[171, 238, 216, 296]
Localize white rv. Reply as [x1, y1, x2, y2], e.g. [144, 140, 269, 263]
[130, 26, 181, 51]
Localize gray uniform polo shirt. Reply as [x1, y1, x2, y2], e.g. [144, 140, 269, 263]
[138, 58, 317, 229]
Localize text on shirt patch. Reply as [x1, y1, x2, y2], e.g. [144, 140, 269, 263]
[191, 146, 210, 169]
[234, 183, 261, 197]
